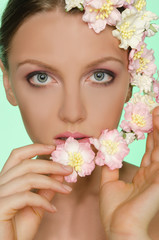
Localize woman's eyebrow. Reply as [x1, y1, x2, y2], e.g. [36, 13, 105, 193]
[17, 59, 61, 74]
[85, 56, 123, 69]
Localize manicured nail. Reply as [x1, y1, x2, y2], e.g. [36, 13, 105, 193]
[46, 145, 54, 149]
[63, 185, 72, 192]
[62, 165, 73, 172]
[51, 205, 57, 212]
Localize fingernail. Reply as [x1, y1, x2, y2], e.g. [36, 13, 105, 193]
[63, 184, 72, 192]
[51, 205, 57, 212]
[62, 165, 73, 172]
[46, 145, 54, 149]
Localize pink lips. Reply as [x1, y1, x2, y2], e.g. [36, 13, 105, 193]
[54, 131, 91, 145]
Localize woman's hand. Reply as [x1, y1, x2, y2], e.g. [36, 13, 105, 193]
[99, 106, 159, 240]
[0, 144, 73, 240]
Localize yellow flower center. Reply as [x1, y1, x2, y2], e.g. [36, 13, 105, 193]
[120, 22, 136, 40]
[137, 57, 150, 73]
[147, 99, 155, 105]
[102, 140, 119, 155]
[134, 0, 146, 11]
[133, 45, 144, 60]
[90, 0, 114, 20]
[131, 113, 146, 127]
[68, 152, 84, 172]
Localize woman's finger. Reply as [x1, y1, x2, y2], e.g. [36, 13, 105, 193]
[140, 132, 154, 167]
[0, 173, 72, 198]
[150, 107, 159, 163]
[0, 191, 57, 221]
[152, 107, 159, 148]
[100, 165, 119, 189]
[1, 144, 55, 174]
[0, 159, 72, 185]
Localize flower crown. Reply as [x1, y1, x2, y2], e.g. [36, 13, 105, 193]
[50, 0, 159, 182]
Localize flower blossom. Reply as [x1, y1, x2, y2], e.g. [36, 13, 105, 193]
[112, 8, 155, 50]
[131, 73, 153, 93]
[65, 0, 84, 11]
[120, 131, 136, 144]
[82, 0, 125, 33]
[130, 92, 158, 112]
[120, 101, 153, 139]
[90, 129, 129, 170]
[128, 42, 156, 77]
[51, 137, 95, 182]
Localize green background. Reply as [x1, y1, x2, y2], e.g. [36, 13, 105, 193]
[0, 0, 159, 171]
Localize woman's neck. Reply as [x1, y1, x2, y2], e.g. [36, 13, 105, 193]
[65, 165, 102, 201]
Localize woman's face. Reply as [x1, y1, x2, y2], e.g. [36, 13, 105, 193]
[5, 9, 130, 148]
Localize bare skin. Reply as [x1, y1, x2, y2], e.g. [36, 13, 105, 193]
[34, 162, 138, 240]
[0, 8, 159, 240]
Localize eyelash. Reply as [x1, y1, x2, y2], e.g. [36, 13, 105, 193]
[25, 69, 116, 88]
[26, 71, 52, 88]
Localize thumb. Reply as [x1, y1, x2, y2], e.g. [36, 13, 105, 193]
[100, 165, 119, 188]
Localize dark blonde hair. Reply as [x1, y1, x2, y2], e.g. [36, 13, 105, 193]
[0, 0, 81, 70]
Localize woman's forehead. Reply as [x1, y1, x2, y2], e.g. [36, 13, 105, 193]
[8, 10, 128, 68]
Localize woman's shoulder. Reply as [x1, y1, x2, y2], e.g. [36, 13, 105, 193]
[119, 161, 139, 182]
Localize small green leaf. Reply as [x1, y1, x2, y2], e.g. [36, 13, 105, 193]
[149, 24, 158, 33]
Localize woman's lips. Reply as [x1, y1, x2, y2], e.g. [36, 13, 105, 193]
[54, 131, 91, 145]
[55, 138, 90, 145]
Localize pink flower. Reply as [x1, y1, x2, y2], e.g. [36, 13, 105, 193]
[51, 137, 95, 183]
[82, 0, 125, 33]
[153, 79, 159, 103]
[120, 102, 153, 139]
[90, 129, 129, 170]
[129, 42, 157, 78]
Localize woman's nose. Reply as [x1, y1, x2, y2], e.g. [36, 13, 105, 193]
[58, 88, 86, 124]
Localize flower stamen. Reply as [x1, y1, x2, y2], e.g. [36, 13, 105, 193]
[89, 0, 114, 20]
[131, 114, 146, 127]
[134, 0, 146, 12]
[133, 45, 145, 60]
[120, 22, 136, 40]
[137, 57, 150, 73]
[68, 152, 84, 172]
[102, 140, 119, 155]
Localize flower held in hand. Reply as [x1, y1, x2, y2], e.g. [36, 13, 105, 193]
[90, 129, 130, 170]
[51, 137, 95, 182]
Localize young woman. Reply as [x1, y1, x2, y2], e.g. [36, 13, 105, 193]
[0, 0, 159, 239]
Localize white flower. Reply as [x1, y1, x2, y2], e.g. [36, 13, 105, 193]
[121, 132, 136, 144]
[65, 0, 84, 11]
[131, 73, 153, 93]
[112, 8, 147, 50]
[142, 11, 159, 31]
[130, 92, 159, 112]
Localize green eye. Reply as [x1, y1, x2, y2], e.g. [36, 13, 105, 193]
[94, 72, 105, 81]
[90, 70, 115, 85]
[37, 73, 48, 83]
